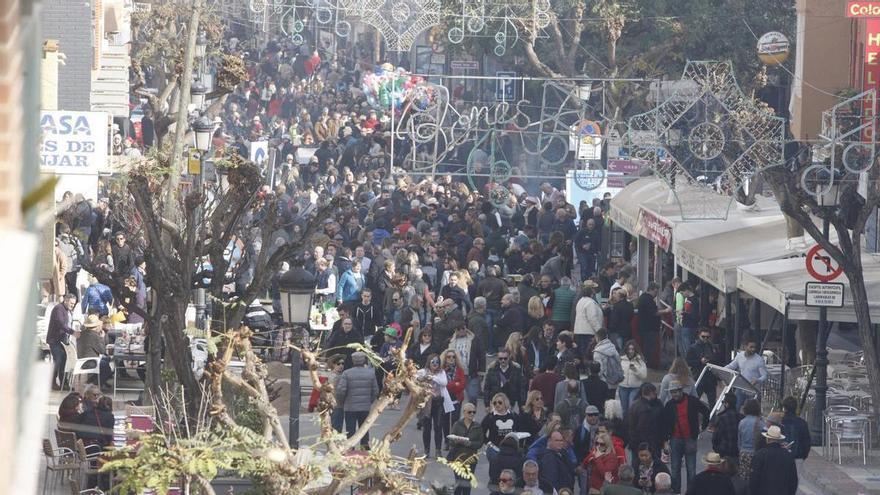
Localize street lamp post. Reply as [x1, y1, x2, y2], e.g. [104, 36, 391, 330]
[190, 81, 208, 110]
[192, 116, 213, 330]
[809, 182, 838, 444]
[277, 265, 316, 448]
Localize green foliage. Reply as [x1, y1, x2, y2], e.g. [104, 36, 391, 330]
[102, 425, 280, 494]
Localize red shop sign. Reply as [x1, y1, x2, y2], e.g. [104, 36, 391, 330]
[637, 208, 673, 251]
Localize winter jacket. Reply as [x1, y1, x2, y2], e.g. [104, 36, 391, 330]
[686, 468, 736, 495]
[593, 339, 622, 387]
[551, 286, 576, 325]
[538, 447, 576, 491]
[447, 419, 483, 466]
[81, 283, 113, 316]
[483, 361, 526, 409]
[335, 269, 365, 302]
[628, 397, 664, 451]
[433, 308, 465, 347]
[620, 354, 648, 389]
[608, 299, 634, 340]
[583, 449, 621, 491]
[496, 304, 529, 343]
[325, 327, 364, 368]
[781, 412, 812, 459]
[353, 302, 383, 339]
[712, 407, 742, 458]
[748, 443, 799, 495]
[448, 330, 485, 377]
[445, 365, 467, 402]
[489, 441, 524, 484]
[530, 371, 562, 409]
[573, 296, 603, 336]
[335, 365, 379, 412]
[661, 394, 709, 442]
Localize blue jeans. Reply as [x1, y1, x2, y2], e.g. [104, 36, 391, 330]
[486, 308, 500, 353]
[669, 437, 697, 493]
[465, 376, 481, 405]
[345, 410, 369, 448]
[331, 408, 344, 432]
[677, 326, 695, 358]
[618, 386, 639, 419]
[577, 251, 596, 282]
[575, 334, 594, 362]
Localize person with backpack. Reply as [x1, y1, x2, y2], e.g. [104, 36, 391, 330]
[779, 396, 811, 467]
[555, 380, 589, 430]
[593, 328, 624, 392]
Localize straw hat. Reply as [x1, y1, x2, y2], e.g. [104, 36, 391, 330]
[762, 425, 786, 441]
[702, 452, 724, 465]
[82, 314, 102, 329]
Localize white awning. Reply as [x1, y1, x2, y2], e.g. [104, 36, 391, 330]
[737, 255, 880, 322]
[608, 177, 670, 235]
[675, 218, 797, 293]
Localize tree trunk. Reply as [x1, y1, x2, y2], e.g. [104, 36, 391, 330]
[157, 291, 202, 415]
[843, 263, 880, 428]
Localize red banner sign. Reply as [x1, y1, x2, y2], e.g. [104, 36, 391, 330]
[637, 208, 673, 252]
[848, 1, 880, 17]
[863, 19, 880, 140]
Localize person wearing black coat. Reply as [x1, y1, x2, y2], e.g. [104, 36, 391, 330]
[496, 297, 529, 351]
[488, 435, 524, 486]
[353, 290, 383, 350]
[483, 351, 527, 410]
[406, 330, 441, 368]
[607, 294, 634, 346]
[686, 453, 736, 495]
[749, 426, 799, 495]
[75, 396, 115, 447]
[686, 328, 722, 405]
[324, 318, 364, 369]
[536, 430, 576, 491]
[627, 383, 664, 463]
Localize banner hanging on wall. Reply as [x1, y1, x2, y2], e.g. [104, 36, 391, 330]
[39, 111, 109, 175]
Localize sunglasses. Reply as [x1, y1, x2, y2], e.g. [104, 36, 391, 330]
[535, 397, 543, 401]
[464, 410, 476, 414]
[587, 413, 599, 417]
[500, 478, 513, 483]
[497, 357, 509, 361]
[596, 442, 606, 447]
[431, 359, 440, 365]
[493, 400, 504, 405]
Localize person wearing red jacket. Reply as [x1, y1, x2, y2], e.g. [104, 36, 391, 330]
[442, 349, 467, 451]
[582, 432, 621, 493]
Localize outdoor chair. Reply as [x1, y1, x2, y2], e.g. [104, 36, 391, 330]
[41, 439, 80, 495]
[830, 415, 868, 465]
[66, 357, 102, 392]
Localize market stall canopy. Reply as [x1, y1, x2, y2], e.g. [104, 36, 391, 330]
[737, 255, 880, 322]
[608, 177, 670, 235]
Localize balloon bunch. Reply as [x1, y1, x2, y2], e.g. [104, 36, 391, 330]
[361, 64, 435, 116]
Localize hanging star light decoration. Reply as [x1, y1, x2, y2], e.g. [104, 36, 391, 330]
[627, 61, 785, 219]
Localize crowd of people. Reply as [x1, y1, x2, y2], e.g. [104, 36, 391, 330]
[45, 28, 813, 495]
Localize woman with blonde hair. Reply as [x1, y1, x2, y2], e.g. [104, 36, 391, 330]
[582, 432, 621, 493]
[455, 268, 472, 293]
[517, 389, 549, 439]
[504, 332, 531, 379]
[527, 295, 546, 329]
[659, 356, 695, 404]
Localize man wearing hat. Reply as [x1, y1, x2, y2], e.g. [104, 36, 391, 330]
[748, 425, 798, 495]
[76, 314, 114, 388]
[711, 392, 742, 459]
[660, 380, 709, 494]
[335, 350, 379, 449]
[685, 452, 735, 495]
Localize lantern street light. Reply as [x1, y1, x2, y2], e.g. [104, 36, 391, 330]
[190, 81, 208, 111]
[577, 81, 592, 101]
[277, 265, 316, 448]
[194, 32, 208, 59]
[192, 115, 213, 152]
[190, 115, 213, 329]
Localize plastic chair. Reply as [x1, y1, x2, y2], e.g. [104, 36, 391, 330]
[831, 416, 868, 465]
[66, 357, 102, 391]
[41, 439, 80, 495]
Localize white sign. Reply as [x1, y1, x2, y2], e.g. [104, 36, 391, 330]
[249, 140, 268, 166]
[805, 282, 845, 308]
[577, 135, 602, 160]
[451, 60, 479, 70]
[40, 111, 109, 175]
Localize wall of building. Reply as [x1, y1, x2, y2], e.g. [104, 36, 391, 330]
[39, 0, 92, 111]
[790, 0, 855, 140]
